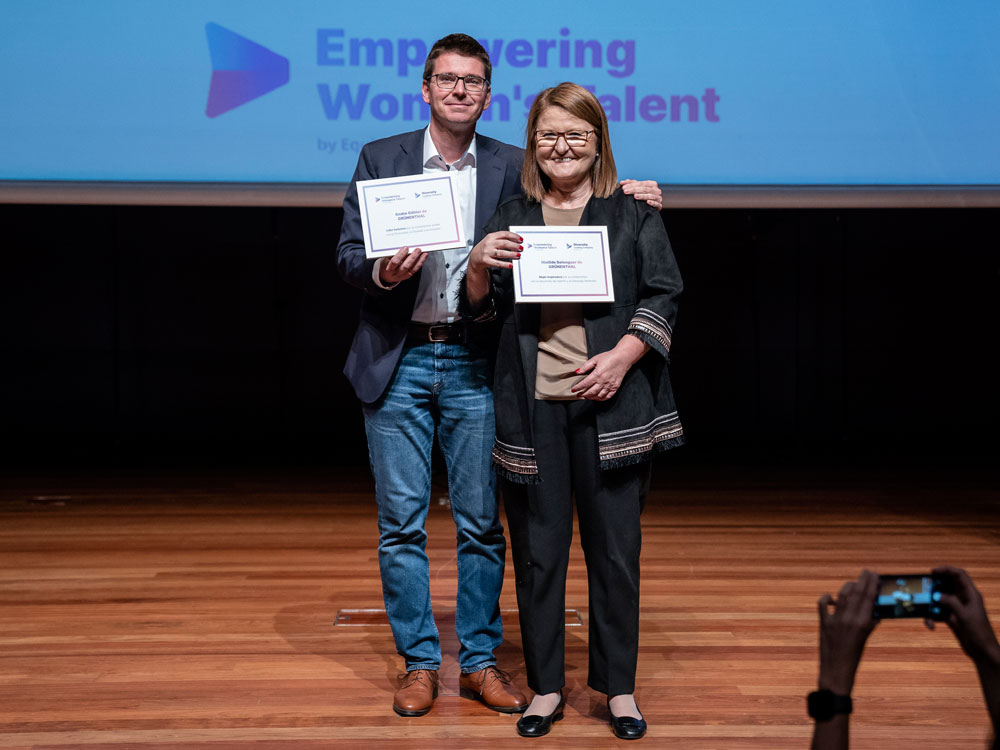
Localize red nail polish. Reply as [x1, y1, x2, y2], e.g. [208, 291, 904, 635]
[519, 245, 523, 250]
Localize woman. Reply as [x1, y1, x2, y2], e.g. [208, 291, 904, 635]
[460, 82, 684, 739]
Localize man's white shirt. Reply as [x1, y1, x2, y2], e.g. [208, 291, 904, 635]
[372, 127, 478, 325]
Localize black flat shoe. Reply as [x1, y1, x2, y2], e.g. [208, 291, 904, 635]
[608, 698, 647, 740]
[516, 693, 565, 738]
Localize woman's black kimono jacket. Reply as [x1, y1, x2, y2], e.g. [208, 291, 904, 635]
[460, 187, 684, 484]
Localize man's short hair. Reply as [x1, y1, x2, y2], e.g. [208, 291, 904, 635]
[423, 33, 492, 83]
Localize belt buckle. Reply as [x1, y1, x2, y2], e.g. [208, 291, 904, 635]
[427, 324, 451, 342]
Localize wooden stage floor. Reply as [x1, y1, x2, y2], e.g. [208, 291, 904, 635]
[1, 463, 998, 749]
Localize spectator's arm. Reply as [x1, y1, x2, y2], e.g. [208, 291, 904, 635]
[932, 565, 1000, 739]
[810, 570, 879, 750]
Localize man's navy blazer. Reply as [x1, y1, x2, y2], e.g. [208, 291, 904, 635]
[336, 128, 524, 404]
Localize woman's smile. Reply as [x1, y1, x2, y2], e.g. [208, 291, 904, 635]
[534, 107, 598, 189]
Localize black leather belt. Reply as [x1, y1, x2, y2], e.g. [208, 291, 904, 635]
[407, 321, 471, 344]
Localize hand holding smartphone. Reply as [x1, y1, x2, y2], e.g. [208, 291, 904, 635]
[874, 573, 952, 620]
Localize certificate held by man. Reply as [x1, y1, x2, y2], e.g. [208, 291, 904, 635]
[510, 225, 615, 303]
[357, 172, 468, 258]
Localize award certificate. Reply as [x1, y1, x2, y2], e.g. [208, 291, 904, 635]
[510, 226, 615, 303]
[357, 172, 467, 258]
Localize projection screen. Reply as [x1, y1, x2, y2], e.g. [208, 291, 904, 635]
[2, 1, 998, 206]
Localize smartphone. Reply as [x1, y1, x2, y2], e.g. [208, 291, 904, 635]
[874, 574, 949, 620]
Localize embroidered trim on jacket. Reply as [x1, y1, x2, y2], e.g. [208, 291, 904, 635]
[598, 412, 684, 464]
[493, 438, 537, 476]
[627, 307, 672, 352]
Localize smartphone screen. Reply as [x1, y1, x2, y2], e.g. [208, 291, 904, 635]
[875, 574, 945, 619]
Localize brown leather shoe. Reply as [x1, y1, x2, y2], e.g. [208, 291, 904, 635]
[393, 669, 439, 716]
[458, 666, 528, 713]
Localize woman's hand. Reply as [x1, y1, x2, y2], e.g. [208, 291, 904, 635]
[468, 231, 522, 275]
[465, 231, 522, 309]
[572, 335, 650, 401]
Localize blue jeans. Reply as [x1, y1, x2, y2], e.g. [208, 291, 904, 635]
[362, 341, 504, 673]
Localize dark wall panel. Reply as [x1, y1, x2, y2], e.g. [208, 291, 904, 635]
[1, 203, 996, 465]
[2, 205, 118, 437]
[840, 211, 998, 444]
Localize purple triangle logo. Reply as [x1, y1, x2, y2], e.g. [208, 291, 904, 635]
[205, 23, 289, 118]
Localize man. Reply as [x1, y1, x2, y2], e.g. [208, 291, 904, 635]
[336, 33, 662, 717]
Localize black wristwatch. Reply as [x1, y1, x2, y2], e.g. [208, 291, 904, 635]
[807, 690, 853, 721]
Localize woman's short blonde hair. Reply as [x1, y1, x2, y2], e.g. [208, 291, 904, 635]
[521, 82, 618, 202]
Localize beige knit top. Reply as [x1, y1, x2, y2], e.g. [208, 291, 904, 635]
[535, 203, 588, 400]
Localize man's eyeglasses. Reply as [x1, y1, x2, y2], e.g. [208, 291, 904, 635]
[426, 73, 490, 93]
[535, 130, 595, 148]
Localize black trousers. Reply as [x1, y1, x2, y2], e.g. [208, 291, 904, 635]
[502, 398, 650, 696]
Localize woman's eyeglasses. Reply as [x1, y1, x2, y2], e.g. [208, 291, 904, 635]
[535, 130, 594, 148]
